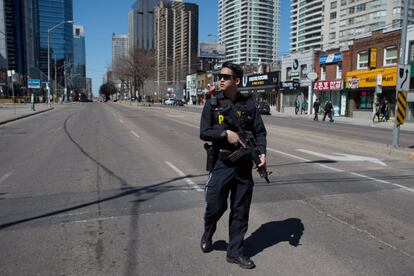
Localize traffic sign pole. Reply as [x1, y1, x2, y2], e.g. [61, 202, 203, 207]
[392, 0, 409, 147]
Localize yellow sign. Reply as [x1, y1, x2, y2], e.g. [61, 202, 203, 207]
[346, 67, 397, 88]
[369, 48, 377, 69]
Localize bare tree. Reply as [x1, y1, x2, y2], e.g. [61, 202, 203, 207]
[114, 48, 155, 101]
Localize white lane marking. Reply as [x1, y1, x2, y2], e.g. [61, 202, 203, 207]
[165, 161, 203, 192]
[268, 148, 414, 192]
[119, 119, 124, 123]
[130, 130, 140, 139]
[297, 149, 387, 167]
[0, 171, 13, 186]
[167, 114, 185, 118]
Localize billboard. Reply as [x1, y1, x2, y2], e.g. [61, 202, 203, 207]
[198, 42, 225, 59]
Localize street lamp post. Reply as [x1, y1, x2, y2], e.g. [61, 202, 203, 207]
[47, 20, 73, 108]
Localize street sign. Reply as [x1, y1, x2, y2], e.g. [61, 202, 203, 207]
[396, 92, 408, 126]
[397, 64, 411, 92]
[28, 79, 41, 89]
[307, 71, 318, 81]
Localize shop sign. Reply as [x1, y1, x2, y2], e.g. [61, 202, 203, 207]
[348, 78, 360, 89]
[320, 53, 342, 64]
[346, 67, 397, 88]
[369, 48, 377, 69]
[240, 71, 280, 88]
[313, 80, 343, 91]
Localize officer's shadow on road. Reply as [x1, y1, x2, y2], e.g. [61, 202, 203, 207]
[213, 218, 304, 258]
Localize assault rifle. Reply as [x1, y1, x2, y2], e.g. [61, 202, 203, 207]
[221, 102, 271, 183]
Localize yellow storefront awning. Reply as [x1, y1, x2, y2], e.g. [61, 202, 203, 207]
[346, 67, 397, 89]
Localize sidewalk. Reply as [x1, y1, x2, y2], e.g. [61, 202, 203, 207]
[0, 103, 54, 125]
[272, 110, 414, 132]
[186, 102, 414, 132]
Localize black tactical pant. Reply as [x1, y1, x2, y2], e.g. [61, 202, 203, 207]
[203, 159, 253, 258]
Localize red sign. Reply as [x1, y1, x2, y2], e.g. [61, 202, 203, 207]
[313, 80, 343, 91]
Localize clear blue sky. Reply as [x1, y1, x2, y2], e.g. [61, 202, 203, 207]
[73, 0, 291, 96]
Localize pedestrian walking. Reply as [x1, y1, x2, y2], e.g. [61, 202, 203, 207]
[322, 100, 334, 122]
[300, 100, 307, 114]
[295, 97, 300, 115]
[200, 62, 267, 269]
[381, 99, 390, 121]
[313, 98, 320, 121]
[373, 101, 381, 122]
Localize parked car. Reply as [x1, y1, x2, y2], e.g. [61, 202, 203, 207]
[173, 99, 185, 106]
[164, 98, 174, 105]
[257, 102, 271, 115]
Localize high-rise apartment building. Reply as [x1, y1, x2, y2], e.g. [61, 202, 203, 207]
[128, 0, 160, 51]
[290, 0, 323, 53]
[112, 34, 128, 69]
[155, 1, 198, 89]
[73, 25, 86, 92]
[323, 0, 414, 50]
[290, 0, 414, 53]
[218, 0, 280, 64]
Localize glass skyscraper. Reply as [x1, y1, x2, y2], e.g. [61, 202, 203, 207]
[38, 0, 73, 86]
[73, 24, 86, 92]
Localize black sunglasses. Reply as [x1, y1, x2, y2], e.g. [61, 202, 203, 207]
[218, 74, 236, 81]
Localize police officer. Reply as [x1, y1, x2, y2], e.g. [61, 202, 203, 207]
[199, 62, 267, 269]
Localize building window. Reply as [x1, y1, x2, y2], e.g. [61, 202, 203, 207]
[341, 0, 347, 6]
[330, 12, 337, 19]
[336, 63, 342, 79]
[356, 3, 366, 12]
[330, 32, 336, 39]
[287, 67, 292, 80]
[409, 41, 414, 62]
[384, 47, 398, 66]
[357, 51, 368, 69]
[349, 6, 355, 14]
[321, 66, 326, 81]
[331, 1, 337, 9]
[300, 64, 307, 78]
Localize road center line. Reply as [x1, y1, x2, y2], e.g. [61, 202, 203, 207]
[165, 161, 203, 192]
[268, 148, 414, 193]
[0, 171, 13, 186]
[130, 130, 140, 139]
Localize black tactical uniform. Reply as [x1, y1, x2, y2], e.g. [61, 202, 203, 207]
[199, 91, 267, 259]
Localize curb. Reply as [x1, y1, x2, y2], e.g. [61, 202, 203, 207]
[0, 107, 54, 126]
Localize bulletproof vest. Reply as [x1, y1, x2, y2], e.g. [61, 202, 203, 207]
[211, 97, 253, 131]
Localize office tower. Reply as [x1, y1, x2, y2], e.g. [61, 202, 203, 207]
[128, 0, 160, 51]
[112, 33, 128, 70]
[290, 0, 324, 53]
[155, 1, 198, 88]
[0, 0, 7, 75]
[38, 0, 73, 86]
[323, 0, 414, 50]
[218, 0, 280, 64]
[3, 0, 25, 74]
[73, 25, 86, 92]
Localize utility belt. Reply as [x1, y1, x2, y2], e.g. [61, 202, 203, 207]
[204, 144, 249, 171]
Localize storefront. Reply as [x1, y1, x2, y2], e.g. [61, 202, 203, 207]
[313, 80, 346, 116]
[346, 67, 397, 116]
[238, 71, 280, 106]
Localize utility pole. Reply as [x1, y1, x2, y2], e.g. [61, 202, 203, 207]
[391, 0, 409, 147]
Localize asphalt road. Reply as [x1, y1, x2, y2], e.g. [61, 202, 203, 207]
[0, 102, 413, 275]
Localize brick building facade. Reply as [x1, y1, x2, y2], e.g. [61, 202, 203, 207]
[345, 29, 401, 117]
